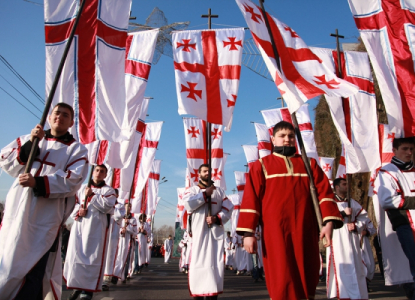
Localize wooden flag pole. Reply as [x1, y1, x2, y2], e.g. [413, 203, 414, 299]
[83, 164, 95, 210]
[258, 0, 326, 243]
[24, 0, 87, 174]
[202, 8, 218, 228]
[330, 29, 353, 214]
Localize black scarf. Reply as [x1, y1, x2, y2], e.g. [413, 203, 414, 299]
[45, 129, 74, 143]
[198, 180, 214, 188]
[273, 146, 296, 156]
[391, 156, 414, 171]
[90, 180, 106, 188]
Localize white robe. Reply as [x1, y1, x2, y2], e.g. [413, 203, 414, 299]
[374, 162, 415, 285]
[256, 229, 264, 269]
[63, 183, 116, 291]
[183, 185, 233, 297]
[113, 214, 137, 280]
[326, 198, 368, 300]
[224, 236, 233, 266]
[179, 235, 188, 269]
[0, 133, 88, 300]
[164, 238, 173, 263]
[136, 220, 150, 267]
[146, 232, 153, 264]
[103, 203, 125, 277]
[360, 218, 376, 281]
[233, 235, 244, 271]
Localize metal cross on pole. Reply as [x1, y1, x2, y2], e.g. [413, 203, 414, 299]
[201, 8, 218, 227]
[330, 29, 352, 212]
[201, 8, 218, 29]
[258, 0, 327, 244]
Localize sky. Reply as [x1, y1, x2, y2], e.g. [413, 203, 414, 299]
[0, 0, 360, 229]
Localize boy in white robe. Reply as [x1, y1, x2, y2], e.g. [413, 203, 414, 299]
[0, 103, 88, 300]
[64, 165, 116, 300]
[112, 202, 137, 282]
[224, 232, 233, 270]
[183, 164, 233, 299]
[164, 235, 173, 263]
[135, 213, 149, 273]
[375, 137, 415, 299]
[326, 178, 368, 300]
[102, 189, 125, 291]
[146, 230, 153, 266]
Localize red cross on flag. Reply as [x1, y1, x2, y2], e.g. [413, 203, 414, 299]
[310, 47, 381, 173]
[348, 0, 415, 137]
[183, 118, 226, 189]
[130, 122, 163, 214]
[336, 145, 347, 179]
[144, 159, 162, 216]
[254, 123, 272, 158]
[260, 105, 319, 162]
[236, 0, 358, 113]
[242, 145, 259, 169]
[173, 28, 244, 131]
[45, 0, 132, 144]
[319, 157, 335, 180]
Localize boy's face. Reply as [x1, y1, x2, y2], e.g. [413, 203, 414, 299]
[393, 143, 414, 163]
[271, 128, 296, 147]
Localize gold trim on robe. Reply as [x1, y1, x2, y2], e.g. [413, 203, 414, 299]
[240, 209, 260, 216]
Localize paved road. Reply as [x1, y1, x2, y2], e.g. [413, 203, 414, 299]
[62, 257, 409, 299]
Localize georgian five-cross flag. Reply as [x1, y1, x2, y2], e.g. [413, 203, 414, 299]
[183, 118, 226, 189]
[310, 47, 380, 173]
[254, 123, 272, 158]
[45, 0, 132, 144]
[348, 0, 415, 137]
[242, 145, 258, 169]
[319, 157, 335, 180]
[235, 0, 358, 113]
[173, 28, 244, 131]
[144, 159, 162, 216]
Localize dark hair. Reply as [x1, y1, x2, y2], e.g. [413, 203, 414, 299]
[95, 164, 108, 173]
[53, 102, 74, 120]
[333, 178, 346, 188]
[198, 163, 210, 173]
[392, 137, 415, 150]
[273, 121, 295, 136]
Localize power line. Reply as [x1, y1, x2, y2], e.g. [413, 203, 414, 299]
[0, 55, 45, 105]
[0, 74, 43, 113]
[0, 86, 40, 119]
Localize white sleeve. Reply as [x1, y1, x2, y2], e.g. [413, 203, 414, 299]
[90, 186, 117, 214]
[0, 135, 31, 177]
[375, 170, 404, 210]
[126, 217, 138, 235]
[217, 193, 234, 225]
[183, 187, 207, 213]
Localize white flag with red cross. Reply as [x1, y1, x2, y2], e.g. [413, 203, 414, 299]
[235, 0, 358, 113]
[368, 124, 395, 196]
[260, 105, 319, 162]
[348, 0, 415, 138]
[254, 123, 272, 158]
[183, 118, 226, 188]
[228, 193, 241, 238]
[176, 187, 187, 229]
[145, 159, 162, 216]
[310, 47, 380, 173]
[173, 28, 244, 131]
[123, 30, 159, 138]
[336, 145, 346, 180]
[45, 0, 132, 144]
[242, 145, 259, 169]
[129, 122, 163, 214]
[319, 157, 335, 180]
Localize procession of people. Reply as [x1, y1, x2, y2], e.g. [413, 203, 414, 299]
[2, 0, 415, 299]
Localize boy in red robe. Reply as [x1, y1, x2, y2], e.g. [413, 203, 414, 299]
[237, 121, 343, 300]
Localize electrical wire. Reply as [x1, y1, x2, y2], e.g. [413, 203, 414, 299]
[0, 55, 45, 104]
[0, 86, 40, 119]
[0, 74, 43, 113]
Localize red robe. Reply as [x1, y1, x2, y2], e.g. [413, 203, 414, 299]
[237, 153, 342, 300]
